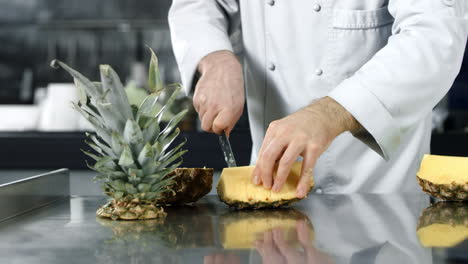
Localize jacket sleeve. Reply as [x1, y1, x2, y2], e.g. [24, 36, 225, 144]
[328, 0, 468, 160]
[168, 0, 240, 95]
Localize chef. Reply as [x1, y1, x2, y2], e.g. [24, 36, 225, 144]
[168, 0, 468, 197]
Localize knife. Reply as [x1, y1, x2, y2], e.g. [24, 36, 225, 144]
[219, 131, 237, 167]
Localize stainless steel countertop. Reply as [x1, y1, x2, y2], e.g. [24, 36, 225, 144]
[0, 193, 466, 264]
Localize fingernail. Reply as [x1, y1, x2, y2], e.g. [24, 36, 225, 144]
[272, 184, 280, 192]
[296, 189, 305, 198]
[253, 175, 259, 185]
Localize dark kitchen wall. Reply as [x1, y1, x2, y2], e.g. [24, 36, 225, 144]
[0, 0, 176, 104]
[1, 1, 468, 112]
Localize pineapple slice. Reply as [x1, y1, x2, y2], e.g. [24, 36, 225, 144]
[217, 162, 313, 209]
[417, 154, 468, 201]
[417, 202, 468, 247]
[219, 209, 314, 249]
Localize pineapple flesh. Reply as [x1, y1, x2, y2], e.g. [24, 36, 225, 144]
[417, 154, 468, 201]
[219, 209, 314, 249]
[51, 49, 213, 220]
[417, 202, 468, 247]
[217, 162, 314, 209]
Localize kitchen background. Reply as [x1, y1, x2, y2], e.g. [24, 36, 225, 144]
[0, 0, 467, 194]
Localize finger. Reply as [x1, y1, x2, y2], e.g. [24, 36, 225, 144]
[296, 146, 318, 198]
[272, 142, 304, 192]
[193, 89, 206, 113]
[296, 220, 313, 249]
[201, 110, 217, 133]
[252, 123, 277, 185]
[204, 255, 215, 264]
[258, 138, 288, 189]
[212, 109, 231, 135]
[272, 228, 298, 257]
[214, 253, 225, 264]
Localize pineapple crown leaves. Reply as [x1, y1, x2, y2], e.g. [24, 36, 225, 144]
[51, 48, 188, 201]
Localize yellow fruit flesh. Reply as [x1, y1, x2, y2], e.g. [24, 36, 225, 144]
[417, 224, 468, 247]
[221, 217, 300, 249]
[217, 162, 312, 205]
[417, 154, 468, 184]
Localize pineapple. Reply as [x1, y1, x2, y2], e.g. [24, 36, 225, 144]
[417, 154, 468, 201]
[217, 162, 314, 209]
[219, 209, 314, 249]
[51, 49, 213, 220]
[417, 202, 468, 247]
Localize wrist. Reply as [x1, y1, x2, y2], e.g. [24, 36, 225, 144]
[197, 50, 240, 75]
[305, 97, 362, 137]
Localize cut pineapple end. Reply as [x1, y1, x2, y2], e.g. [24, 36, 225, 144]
[417, 224, 468, 247]
[217, 162, 314, 207]
[222, 218, 304, 249]
[417, 154, 468, 184]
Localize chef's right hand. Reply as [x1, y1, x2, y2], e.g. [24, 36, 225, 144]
[194, 50, 245, 135]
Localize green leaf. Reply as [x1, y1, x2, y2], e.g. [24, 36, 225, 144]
[142, 118, 160, 144]
[155, 86, 182, 123]
[123, 119, 144, 146]
[111, 132, 124, 156]
[86, 133, 115, 157]
[138, 93, 162, 118]
[137, 183, 151, 192]
[157, 151, 186, 171]
[147, 47, 164, 93]
[118, 144, 134, 167]
[157, 128, 180, 155]
[81, 149, 100, 161]
[51, 59, 102, 98]
[137, 143, 154, 167]
[94, 156, 115, 169]
[99, 64, 134, 121]
[125, 183, 138, 194]
[114, 191, 124, 199]
[159, 138, 186, 161]
[159, 110, 187, 142]
[107, 180, 126, 192]
[144, 192, 158, 200]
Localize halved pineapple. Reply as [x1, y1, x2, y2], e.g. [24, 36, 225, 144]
[417, 154, 468, 201]
[217, 162, 313, 209]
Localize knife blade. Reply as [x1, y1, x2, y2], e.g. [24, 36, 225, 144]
[218, 132, 237, 167]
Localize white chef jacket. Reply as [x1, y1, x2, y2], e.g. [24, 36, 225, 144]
[169, 0, 468, 193]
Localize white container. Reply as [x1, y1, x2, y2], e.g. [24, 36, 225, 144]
[38, 83, 80, 131]
[0, 105, 40, 131]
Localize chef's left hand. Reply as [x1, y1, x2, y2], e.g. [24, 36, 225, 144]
[252, 97, 362, 198]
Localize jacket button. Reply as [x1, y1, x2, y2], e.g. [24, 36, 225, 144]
[313, 3, 321, 12]
[315, 68, 323, 76]
[268, 63, 276, 71]
[267, 0, 275, 6]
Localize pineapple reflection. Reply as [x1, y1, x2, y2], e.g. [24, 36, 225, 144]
[205, 209, 333, 264]
[417, 202, 468, 248]
[96, 205, 215, 263]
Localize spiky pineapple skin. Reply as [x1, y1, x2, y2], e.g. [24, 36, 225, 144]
[417, 202, 468, 228]
[156, 168, 214, 205]
[417, 176, 468, 201]
[97, 200, 167, 220]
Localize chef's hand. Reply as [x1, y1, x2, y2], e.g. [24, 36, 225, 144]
[194, 50, 245, 135]
[255, 220, 335, 264]
[252, 97, 362, 198]
[204, 253, 241, 264]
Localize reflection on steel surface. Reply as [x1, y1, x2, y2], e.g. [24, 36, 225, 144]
[0, 169, 69, 222]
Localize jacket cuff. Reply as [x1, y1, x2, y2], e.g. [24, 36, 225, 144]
[328, 77, 401, 160]
[171, 26, 233, 95]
